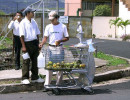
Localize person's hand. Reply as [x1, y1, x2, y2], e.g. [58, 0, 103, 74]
[22, 47, 27, 53]
[13, 16, 18, 21]
[55, 40, 60, 46]
[39, 43, 43, 49]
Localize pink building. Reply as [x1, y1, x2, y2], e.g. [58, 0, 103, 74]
[64, 0, 117, 16]
[64, 0, 82, 16]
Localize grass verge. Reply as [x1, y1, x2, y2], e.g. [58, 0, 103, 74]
[94, 51, 128, 66]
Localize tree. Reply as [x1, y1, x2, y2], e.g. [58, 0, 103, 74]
[93, 5, 111, 16]
[117, 19, 130, 35]
[109, 18, 122, 38]
[0, 10, 6, 15]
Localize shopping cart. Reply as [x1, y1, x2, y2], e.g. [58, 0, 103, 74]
[42, 45, 95, 95]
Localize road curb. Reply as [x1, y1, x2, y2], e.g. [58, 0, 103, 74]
[0, 83, 44, 94]
[0, 67, 130, 94]
[94, 67, 130, 82]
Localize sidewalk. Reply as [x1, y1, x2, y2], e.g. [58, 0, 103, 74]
[0, 58, 107, 80]
[0, 58, 130, 94]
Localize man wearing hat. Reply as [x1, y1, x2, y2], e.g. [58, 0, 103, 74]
[39, 11, 69, 91]
[19, 7, 44, 84]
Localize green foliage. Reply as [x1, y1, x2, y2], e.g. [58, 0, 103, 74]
[0, 36, 11, 41]
[117, 19, 130, 35]
[0, 10, 6, 15]
[109, 18, 122, 38]
[121, 34, 130, 41]
[0, 36, 12, 49]
[93, 5, 111, 16]
[94, 51, 128, 66]
[92, 34, 96, 38]
[117, 20, 130, 29]
[109, 18, 122, 28]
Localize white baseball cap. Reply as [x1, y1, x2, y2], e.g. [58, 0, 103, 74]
[48, 11, 59, 20]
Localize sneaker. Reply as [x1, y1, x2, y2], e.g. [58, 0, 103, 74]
[21, 79, 30, 84]
[83, 87, 94, 94]
[31, 78, 44, 83]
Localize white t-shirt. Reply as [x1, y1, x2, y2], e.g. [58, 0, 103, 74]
[19, 17, 40, 42]
[44, 23, 69, 45]
[8, 20, 20, 36]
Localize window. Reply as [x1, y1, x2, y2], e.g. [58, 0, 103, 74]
[82, 1, 111, 10]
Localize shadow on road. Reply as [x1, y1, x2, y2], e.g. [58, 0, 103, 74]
[46, 88, 113, 96]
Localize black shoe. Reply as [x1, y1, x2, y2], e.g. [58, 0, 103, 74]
[42, 88, 50, 92]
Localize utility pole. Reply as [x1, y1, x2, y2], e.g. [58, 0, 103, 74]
[16, 2, 18, 11]
[56, 0, 59, 14]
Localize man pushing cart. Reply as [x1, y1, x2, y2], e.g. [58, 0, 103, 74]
[39, 11, 95, 95]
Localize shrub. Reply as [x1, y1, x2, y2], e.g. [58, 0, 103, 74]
[120, 34, 130, 41]
[92, 34, 96, 38]
[93, 5, 111, 16]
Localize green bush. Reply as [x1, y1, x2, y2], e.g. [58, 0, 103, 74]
[0, 10, 6, 15]
[93, 5, 111, 16]
[121, 34, 130, 41]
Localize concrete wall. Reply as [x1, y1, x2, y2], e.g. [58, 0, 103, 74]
[1, 15, 120, 39]
[119, 0, 130, 36]
[67, 16, 92, 38]
[92, 17, 117, 38]
[0, 16, 92, 38]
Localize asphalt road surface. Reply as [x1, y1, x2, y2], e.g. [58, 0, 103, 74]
[0, 79, 130, 100]
[63, 38, 130, 59]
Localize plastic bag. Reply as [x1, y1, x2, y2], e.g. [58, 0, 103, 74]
[37, 52, 45, 68]
[86, 39, 96, 52]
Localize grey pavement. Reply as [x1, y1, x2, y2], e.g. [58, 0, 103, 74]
[63, 38, 130, 59]
[0, 79, 130, 100]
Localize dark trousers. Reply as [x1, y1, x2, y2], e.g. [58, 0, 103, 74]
[22, 40, 39, 80]
[14, 35, 22, 68]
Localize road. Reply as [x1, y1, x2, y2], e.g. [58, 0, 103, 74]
[0, 79, 130, 100]
[64, 38, 130, 59]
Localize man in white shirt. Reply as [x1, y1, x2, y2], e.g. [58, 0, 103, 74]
[19, 7, 44, 84]
[39, 11, 69, 91]
[8, 11, 23, 70]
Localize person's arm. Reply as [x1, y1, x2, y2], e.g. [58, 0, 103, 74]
[8, 16, 17, 29]
[8, 21, 14, 29]
[56, 37, 69, 46]
[39, 36, 48, 49]
[19, 20, 26, 52]
[20, 36, 26, 53]
[56, 25, 69, 46]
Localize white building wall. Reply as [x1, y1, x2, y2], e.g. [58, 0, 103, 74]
[119, 1, 130, 36]
[92, 17, 117, 38]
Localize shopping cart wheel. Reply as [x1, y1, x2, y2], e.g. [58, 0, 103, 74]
[52, 88, 61, 95]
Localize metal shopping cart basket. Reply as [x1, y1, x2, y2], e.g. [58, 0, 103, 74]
[42, 45, 95, 95]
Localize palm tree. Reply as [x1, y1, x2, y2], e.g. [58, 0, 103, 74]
[117, 19, 130, 35]
[109, 17, 122, 38]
